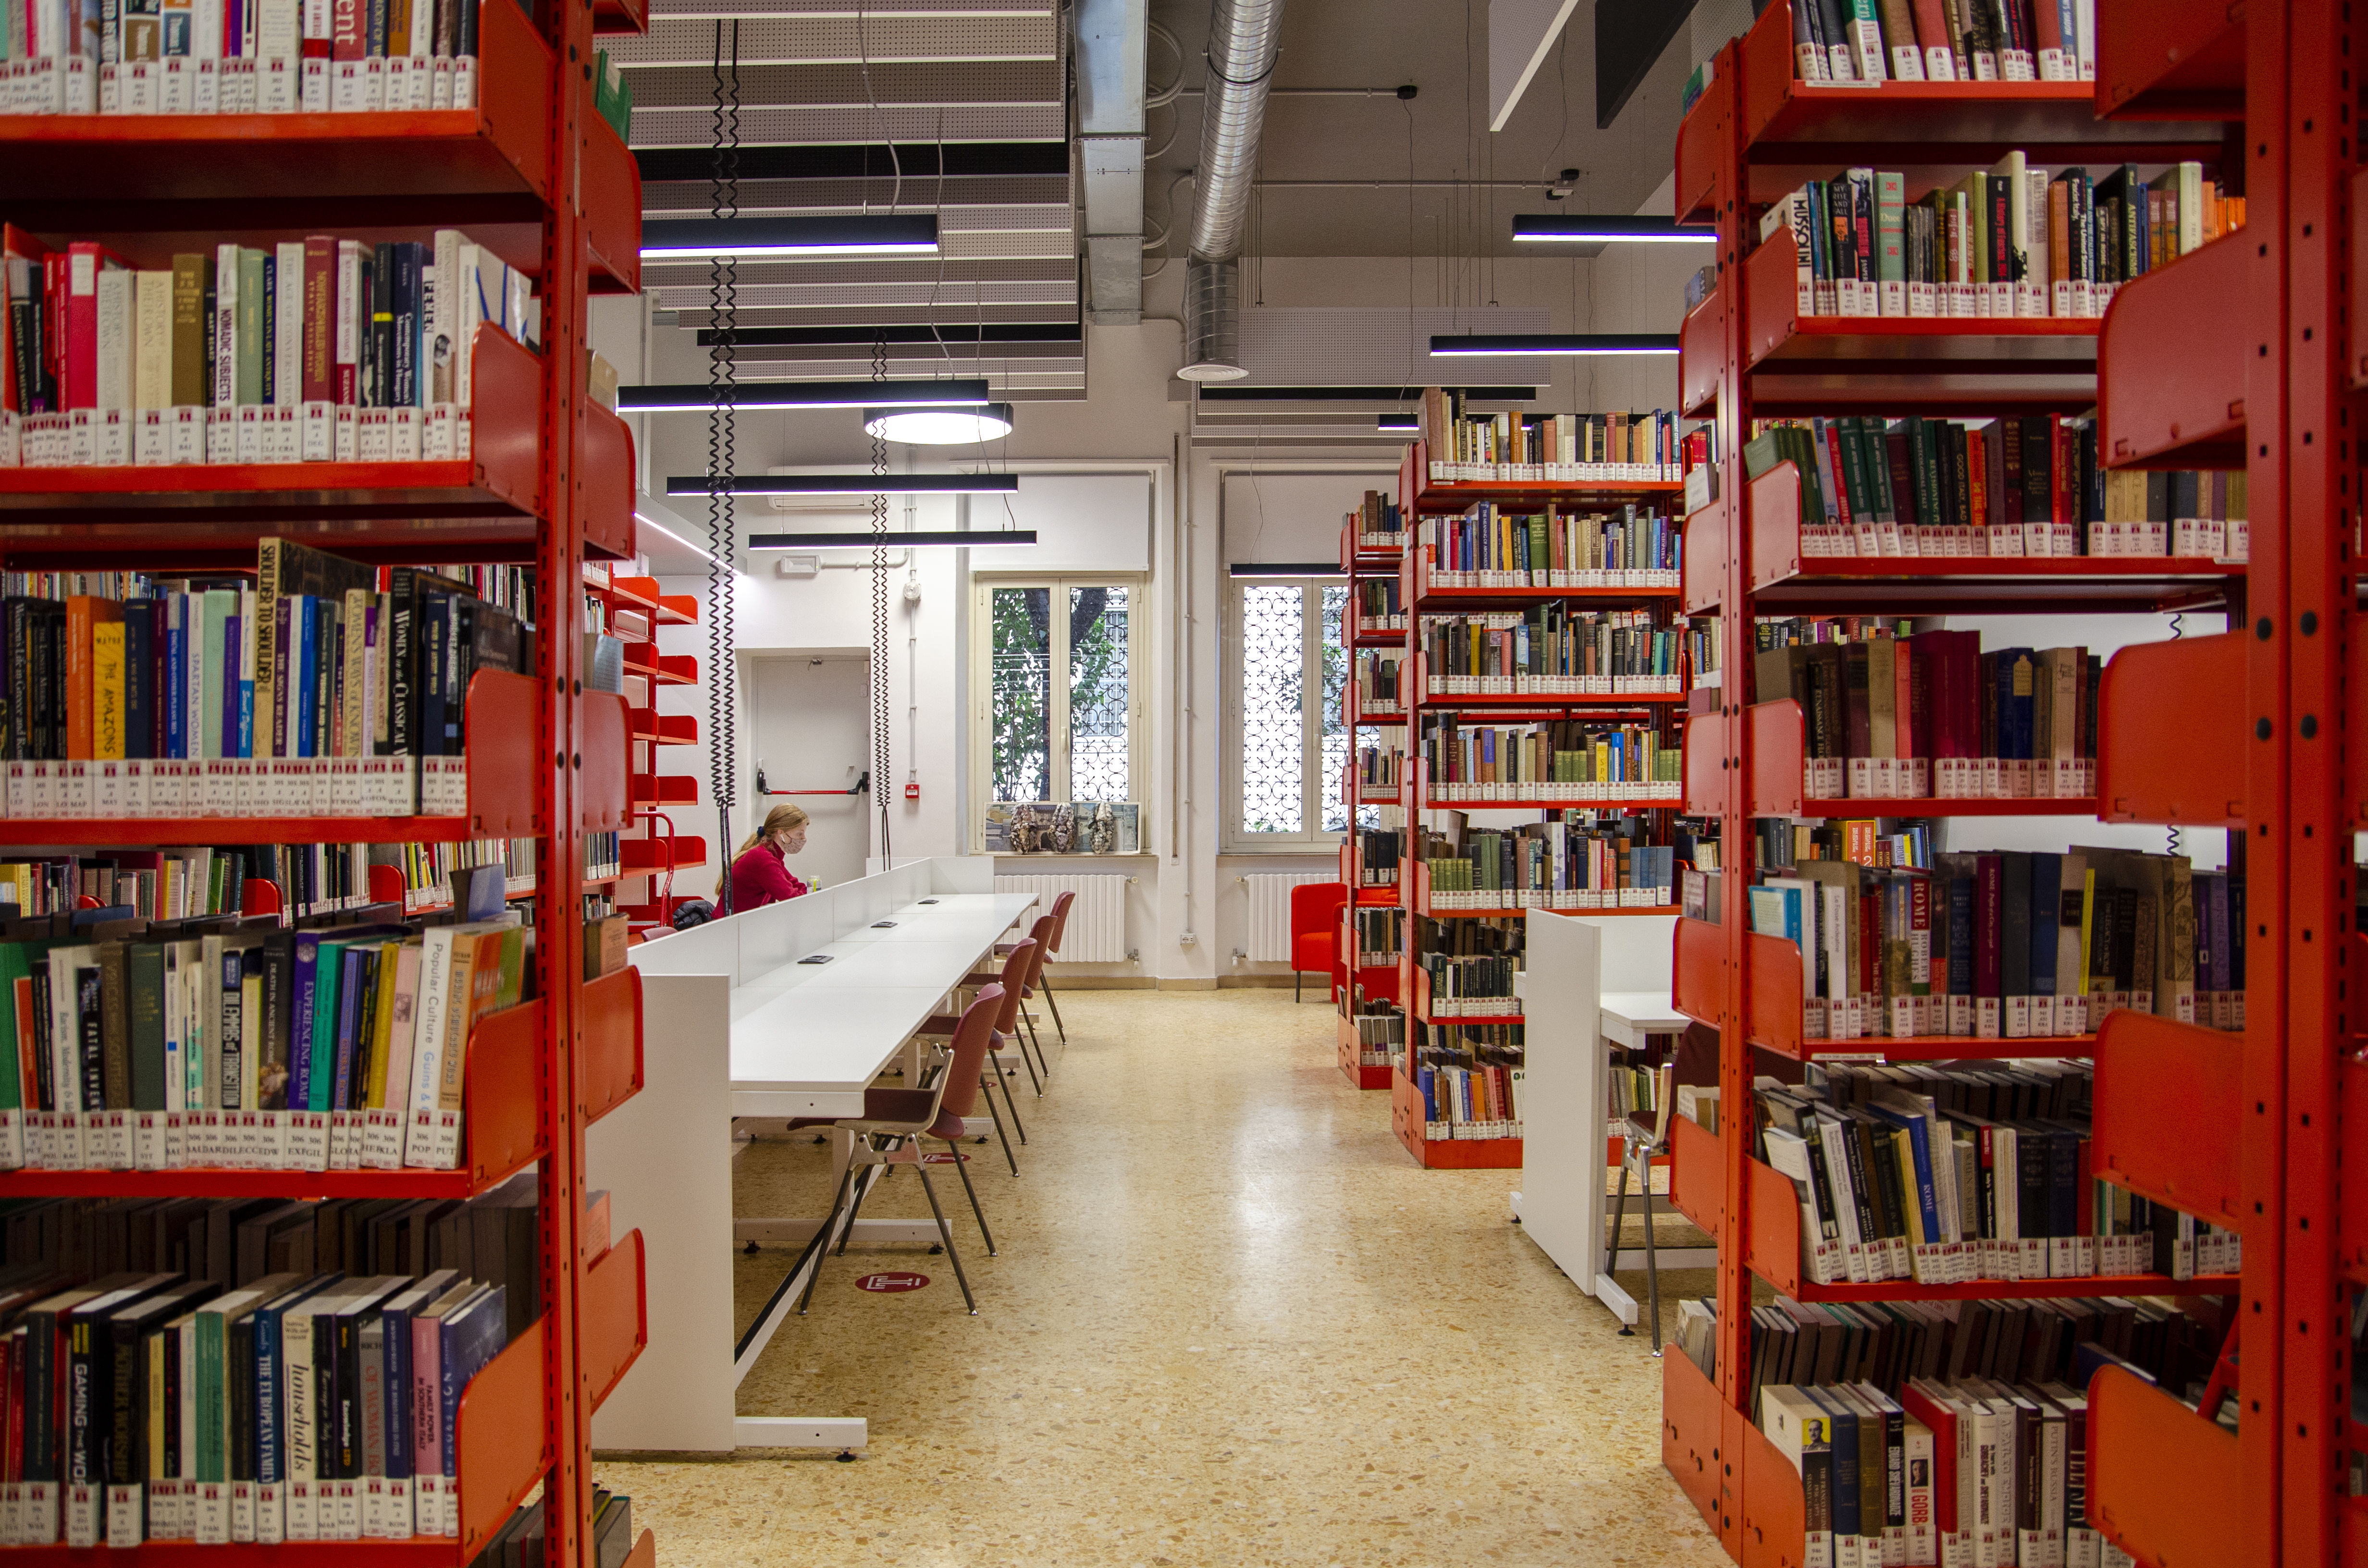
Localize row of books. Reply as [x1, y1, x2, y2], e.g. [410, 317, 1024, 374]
[1761, 158, 2236, 323]
[1755, 629, 2099, 802]
[1353, 744, 1400, 791]
[1352, 579, 1401, 627]
[0, 844, 451, 927]
[3, 231, 541, 467]
[0, 0, 497, 115]
[1347, 906, 1402, 969]
[1347, 490, 1405, 551]
[1688, 623, 1720, 688]
[1757, 817, 1940, 875]
[1789, 0, 2097, 83]
[1418, 820, 1679, 909]
[1352, 651, 1404, 712]
[1342, 1000, 1401, 1070]
[370, 841, 541, 915]
[0, 547, 531, 818]
[0, 913, 529, 1173]
[1350, 828, 1401, 887]
[1418, 608, 1688, 695]
[1416, 953, 1518, 1016]
[1759, 1060, 2238, 1286]
[1414, 717, 1680, 801]
[1415, 392, 1698, 482]
[1415, 504, 1681, 588]
[1743, 416, 2250, 561]
[1409, 1032, 1523, 1139]
[1750, 847, 2234, 1042]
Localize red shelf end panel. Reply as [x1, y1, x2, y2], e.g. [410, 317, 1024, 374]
[2092, 1008, 2243, 1224]
[1683, 488, 1728, 616]
[2087, 1365, 2246, 1568]
[1747, 464, 1807, 594]
[1673, 915, 1727, 1029]
[1661, 1344, 1736, 1546]
[2097, 233, 2250, 470]
[2095, 633, 2245, 826]
[1680, 290, 1726, 421]
[462, 670, 548, 839]
[1747, 699, 1808, 820]
[452, 1318, 555, 1561]
[582, 691, 631, 832]
[462, 997, 548, 1193]
[1667, 1110, 1725, 1237]
[582, 405, 638, 561]
[582, 967, 645, 1125]
[584, 1227, 649, 1413]
[582, 116, 644, 296]
[1684, 709, 1733, 819]
[2094, 0, 2248, 121]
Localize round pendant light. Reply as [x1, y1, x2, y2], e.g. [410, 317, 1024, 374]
[863, 403, 1016, 444]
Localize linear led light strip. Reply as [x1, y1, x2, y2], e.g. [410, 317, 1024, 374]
[666, 474, 1020, 496]
[1428, 333, 1680, 356]
[640, 215, 940, 258]
[617, 378, 993, 411]
[1510, 214, 1715, 244]
[750, 531, 1036, 548]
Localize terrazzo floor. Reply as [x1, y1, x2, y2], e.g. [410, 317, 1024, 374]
[594, 986, 1729, 1568]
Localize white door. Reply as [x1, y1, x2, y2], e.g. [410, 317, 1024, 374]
[747, 654, 872, 891]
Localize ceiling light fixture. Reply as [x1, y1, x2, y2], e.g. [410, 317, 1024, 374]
[1511, 214, 1715, 244]
[617, 378, 992, 412]
[1428, 333, 1681, 356]
[864, 404, 1016, 445]
[640, 214, 940, 259]
[1227, 562, 1346, 577]
[1376, 415, 1419, 432]
[749, 531, 1036, 549]
[665, 474, 1022, 497]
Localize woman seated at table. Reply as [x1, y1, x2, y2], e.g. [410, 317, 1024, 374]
[723, 803, 813, 912]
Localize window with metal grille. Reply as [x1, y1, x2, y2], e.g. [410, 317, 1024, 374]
[1225, 578, 1355, 848]
[973, 577, 1145, 850]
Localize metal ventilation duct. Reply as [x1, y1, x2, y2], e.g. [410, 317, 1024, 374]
[1178, 0, 1282, 380]
[1075, 0, 1147, 325]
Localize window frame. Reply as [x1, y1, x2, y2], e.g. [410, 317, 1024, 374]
[1222, 575, 1352, 852]
[969, 573, 1148, 852]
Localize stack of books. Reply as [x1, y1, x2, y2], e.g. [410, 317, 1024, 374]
[0, 540, 532, 819]
[1419, 818, 1677, 910]
[0, 913, 530, 1173]
[0, 0, 498, 115]
[1, 228, 539, 467]
[1418, 504, 1682, 588]
[1761, 158, 2238, 322]
[1755, 623, 2100, 801]
[1758, 1059, 2240, 1288]
[1418, 607, 1685, 696]
[1743, 415, 2249, 561]
[1417, 716, 1679, 802]
[1417, 392, 1695, 482]
[1788, 0, 2099, 82]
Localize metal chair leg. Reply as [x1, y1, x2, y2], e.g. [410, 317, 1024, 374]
[988, 1046, 1029, 1143]
[979, 1072, 1020, 1174]
[944, 1138, 996, 1255]
[1294, 970, 1302, 1003]
[1641, 1144, 1664, 1354]
[1019, 1005, 1049, 1086]
[912, 1159, 976, 1313]
[835, 1140, 888, 1256]
[1604, 1142, 1634, 1337]
[796, 1157, 862, 1316]
[1040, 972, 1066, 1042]
[1001, 1028, 1043, 1100]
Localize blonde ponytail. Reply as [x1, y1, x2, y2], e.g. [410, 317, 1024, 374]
[719, 803, 812, 896]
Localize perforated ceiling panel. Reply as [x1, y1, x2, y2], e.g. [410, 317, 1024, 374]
[607, 12, 1057, 63]
[631, 104, 1066, 146]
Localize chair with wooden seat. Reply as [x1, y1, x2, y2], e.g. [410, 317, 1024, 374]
[788, 985, 1005, 1316]
[922, 939, 1036, 1168]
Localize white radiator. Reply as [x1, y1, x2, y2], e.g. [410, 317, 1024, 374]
[1245, 872, 1335, 963]
[993, 874, 1131, 963]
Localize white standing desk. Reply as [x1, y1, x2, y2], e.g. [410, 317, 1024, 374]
[589, 858, 1035, 1458]
[1601, 991, 1688, 1050]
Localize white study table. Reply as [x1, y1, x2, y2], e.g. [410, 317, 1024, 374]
[1600, 990, 1687, 1050]
[592, 860, 1036, 1458]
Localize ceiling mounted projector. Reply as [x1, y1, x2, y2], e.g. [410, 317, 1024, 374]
[864, 404, 1016, 445]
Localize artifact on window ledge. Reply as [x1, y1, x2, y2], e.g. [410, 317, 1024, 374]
[1086, 801, 1116, 854]
[1050, 803, 1077, 853]
[985, 800, 1060, 853]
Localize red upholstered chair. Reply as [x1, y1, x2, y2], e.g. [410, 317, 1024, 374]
[1290, 882, 1349, 1004]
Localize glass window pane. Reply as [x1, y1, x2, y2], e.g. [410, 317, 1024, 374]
[1067, 584, 1131, 803]
[1239, 584, 1305, 833]
[990, 587, 1051, 802]
[1320, 584, 1349, 833]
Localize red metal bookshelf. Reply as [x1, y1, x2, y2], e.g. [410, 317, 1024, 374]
[1665, 6, 2265, 1565]
[1338, 506, 1409, 1090]
[1394, 441, 1684, 515]
[0, 1, 656, 1559]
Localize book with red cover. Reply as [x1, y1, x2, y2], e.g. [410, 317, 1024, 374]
[1893, 637, 1914, 762]
[1, 226, 54, 416]
[1973, 852, 2004, 1006]
[301, 235, 335, 403]
[62, 242, 130, 413]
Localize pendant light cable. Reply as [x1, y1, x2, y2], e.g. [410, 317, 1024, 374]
[705, 17, 741, 912]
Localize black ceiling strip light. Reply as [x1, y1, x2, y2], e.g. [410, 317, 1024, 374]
[635, 142, 1073, 184]
[1193, 384, 1539, 402]
[619, 377, 994, 411]
[696, 322, 1085, 347]
[1228, 562, 1346, 577]
[666, 474, 1021, 495]
[1511, 214, 1717, 244]
[749, 531, 1037, 548]
[1428, 333, 1681, 356]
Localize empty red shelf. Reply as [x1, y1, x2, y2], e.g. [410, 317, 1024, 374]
[620, 835, 708, 872]
[0, 0, 553, 205]
[2087, 1366, 2246, 1568]
[583, 114, 641, 296]
[606, 577, 697, 625]
[2094, 0, 2248, 122]
[2092, 1009, 2244, 1224]
[2096, 633, 2245, 826]
[584, 1227, 648, 1412]
[623, 647, 698, 685]
[2098, 233, 2250, 470]
[583, 967, 645, 1125]
[1667, 1111, 1725, 1237]
[629, 711, 699, 745]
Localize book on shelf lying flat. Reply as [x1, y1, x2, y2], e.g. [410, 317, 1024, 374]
[0, 913, 525, 1174]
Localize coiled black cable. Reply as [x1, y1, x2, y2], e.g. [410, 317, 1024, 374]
[706, 18, 741, 910]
